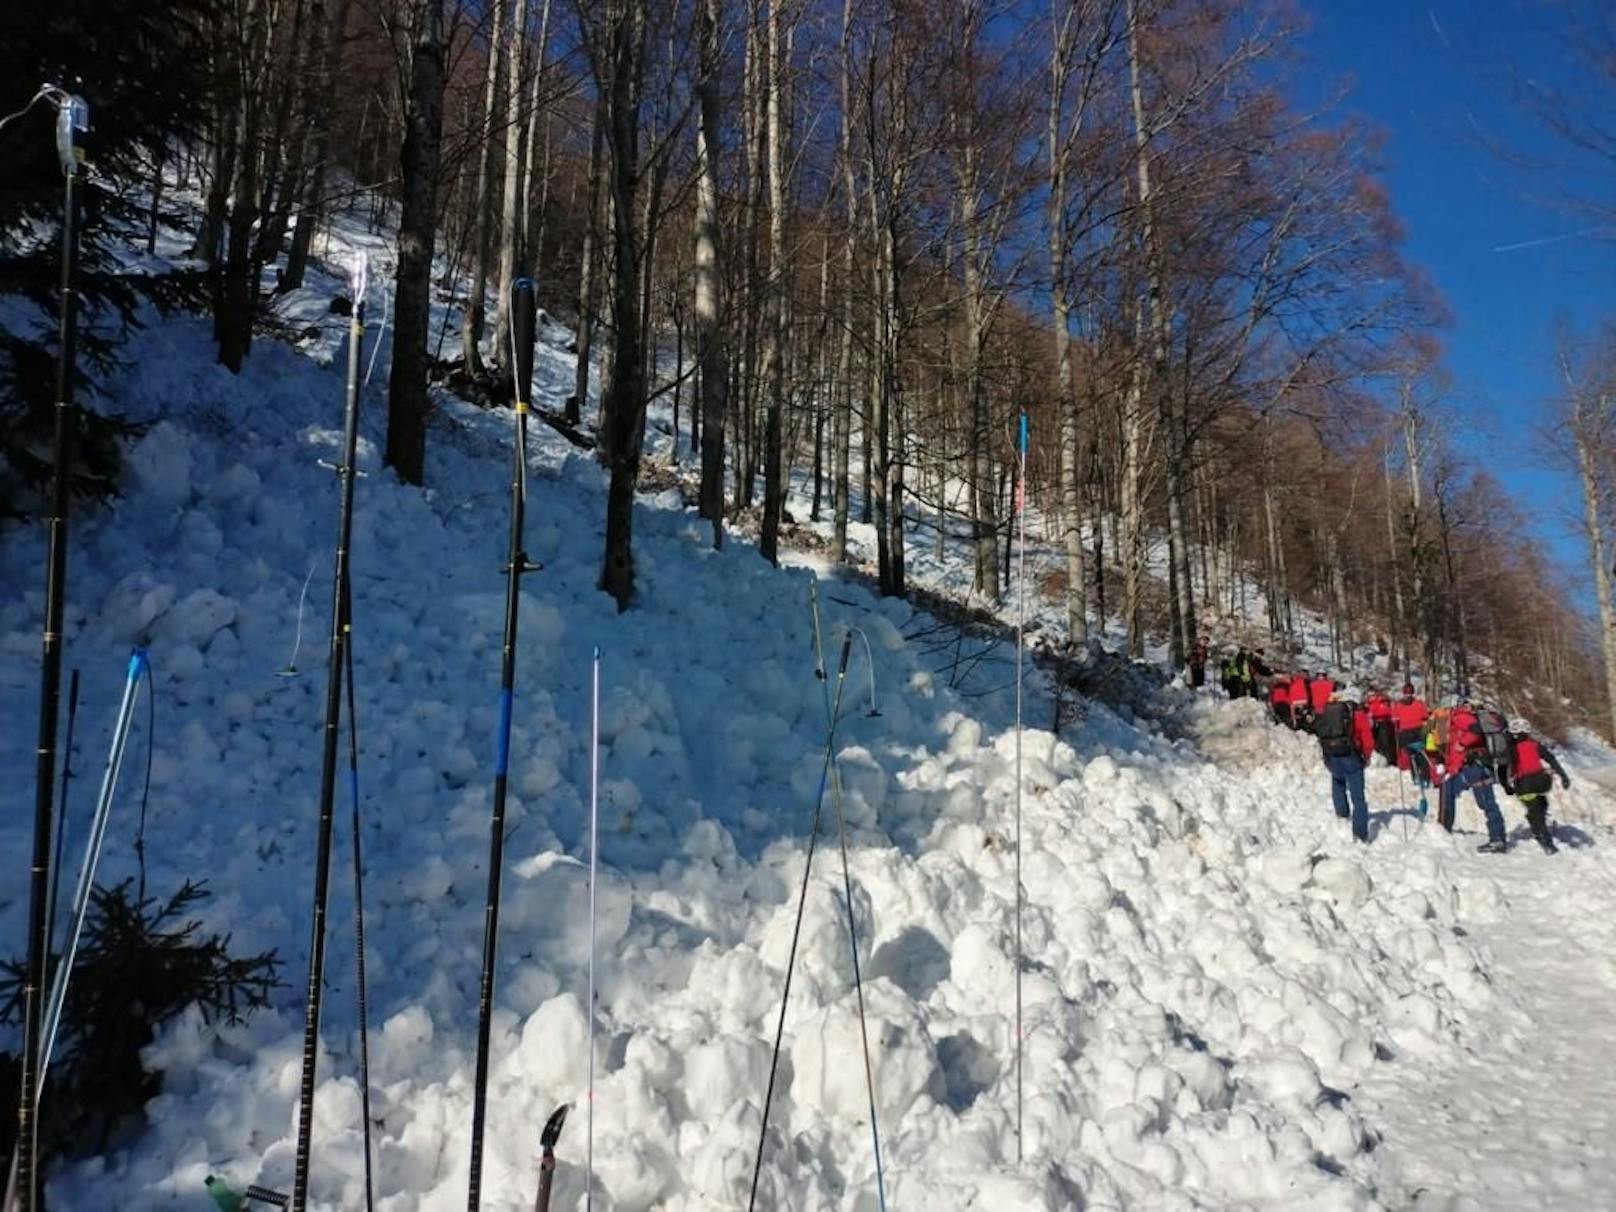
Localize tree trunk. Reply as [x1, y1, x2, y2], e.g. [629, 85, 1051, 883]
[831, 0, 856, 562]
[520, 0, 555, 270]
[884, 214, 905, 596]
[1050, 76, 1086, 642]
[1127, 0, 1193, 667]
[570, 114, 604, 425]
[257, 0, 318, 280]
[869, 174, 891, 587]
[694, 0, 728, 548]
[759, 0, 788, 564]
[216, 0, 271, 371]
[385, 0, 447, 486]
[493, 0, 532, 365]
[811, 236, 829, 522]
[598, 1, 648, 609]
[1437, 492, 1469, 695]
[1574, 393, 1616, 739]
[1122, 305, 1145, 656]
[286, 0, 354, 289]
[461, 0, 509, 379]
[1384, 446, 1406, 672]
[961, 158, 998, 601]
[1402, 384, 1433, 676]
[197, 70, 236, 265]
[147, 145, 166, 257]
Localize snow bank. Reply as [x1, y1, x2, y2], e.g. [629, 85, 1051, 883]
[3, 225, 1616, 1212]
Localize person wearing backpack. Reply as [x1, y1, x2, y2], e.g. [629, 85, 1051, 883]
[1247, 649, 1272, 698]
[1220, 654, 1237, 698]
[1308, 671, 1335, 719]
[1421, 700, 1460, 795]
[1366, 686, 1398, 764]
[1268, 675, 1293, 728]
[1437, 700, 1510, 852]
[1390, 683, 1429, 780]
[1314, 688, 1375, 843]
[1288, 671, 1313, 732]
[1499, 731, 1572, 854]
[1189, 635, 1209, 689]
[1234, 648, 1254, 699]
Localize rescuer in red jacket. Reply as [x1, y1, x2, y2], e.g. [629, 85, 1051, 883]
[1438, 701, 1509, 851]
[1313, 688, 1376, 843]
[1307, 672, 1335, 717]
[1365, 686, 1397, 764]
[1287, 673, 1312, 731]
[1389, 683, 1428, 780]
[1268, 676, 1292, 728]
[1500, 731, 1572, 853]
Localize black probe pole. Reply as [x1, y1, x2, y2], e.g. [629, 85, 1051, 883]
[15, 91, 87, 1212]
[468, 277, 538, 1210]
[289, 262, 366, 1212]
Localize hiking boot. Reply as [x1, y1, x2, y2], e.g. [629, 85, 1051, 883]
[1476, 839, 1509, 854]
[1535, 833, 1558, 855]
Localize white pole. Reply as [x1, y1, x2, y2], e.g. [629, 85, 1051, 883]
[1014, 411, 1028, 1162]
[586, 646, 601, 1210]
[39, 648, 148, 1086]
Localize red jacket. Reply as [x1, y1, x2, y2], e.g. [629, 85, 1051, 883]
[1351, 705, 1376, 761]
[1288, 675, 1310, 706]
[1390, 697, 1428, 733]
[1367, 693, 1393, 721]
[1268, 680, 1290, 705]
[1309, 678, 1334, 714]
[1444, 707, 1483, 775]
[1316, 700, 1375, 762]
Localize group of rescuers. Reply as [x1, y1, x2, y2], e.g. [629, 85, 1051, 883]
[1189, 639, 1571, 854]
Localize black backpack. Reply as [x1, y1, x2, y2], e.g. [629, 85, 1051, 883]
[1475, 708, 1513, 775]
[1314, 701, 1358, 759]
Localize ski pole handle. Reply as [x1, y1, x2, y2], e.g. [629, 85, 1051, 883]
[837, 632, 853, 678]
[54, 91, 88, 177]
[1018, 411, 1029, 455]
[512, 278, 537, 410]
[348, 251, 368, 315]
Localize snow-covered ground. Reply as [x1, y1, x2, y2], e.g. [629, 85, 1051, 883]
[2, 204, 1616, 1211]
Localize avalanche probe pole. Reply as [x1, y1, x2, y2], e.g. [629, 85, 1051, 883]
[7, 652, 141, 1212]
[749, 632, 855, 1212]
[1014, 410, 1028, 1162]
[585, 647, 601, 1211]
[45, 669, 80, 968]
[37, 649, 150, 1086]
[290, 252, 368, 1212]
[468, 277, 540, 1211]
[12, 85, 89, 1212]
[343, 623, 377, 1212]
[807, 588, 887, 1210]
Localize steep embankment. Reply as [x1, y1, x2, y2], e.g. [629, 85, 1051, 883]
[3, 234, 1615, 1211]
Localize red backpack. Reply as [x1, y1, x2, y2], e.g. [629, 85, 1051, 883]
[1509, 733, 1553, 795]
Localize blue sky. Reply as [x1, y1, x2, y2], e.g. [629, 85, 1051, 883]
[1299, 0, 1616, 586]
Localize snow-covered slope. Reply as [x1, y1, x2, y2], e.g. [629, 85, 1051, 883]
[4, 233, 1616, 1212]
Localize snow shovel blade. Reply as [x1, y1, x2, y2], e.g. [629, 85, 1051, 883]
[541, 1103, 569, 1150]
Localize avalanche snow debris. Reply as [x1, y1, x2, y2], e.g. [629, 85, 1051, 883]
[3, 209, 1616, 1212]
